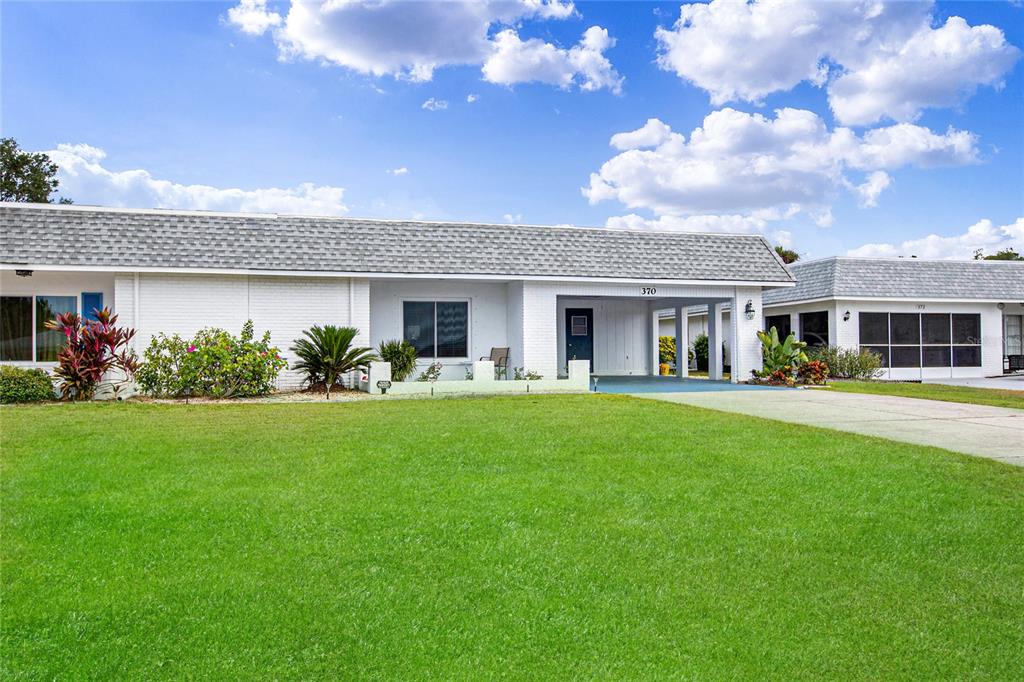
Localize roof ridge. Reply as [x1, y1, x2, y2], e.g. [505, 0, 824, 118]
[0, 202, 770, 241]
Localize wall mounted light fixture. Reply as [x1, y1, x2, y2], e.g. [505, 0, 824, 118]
[744, 300, 755, 320]
[843, 310, 851, 321]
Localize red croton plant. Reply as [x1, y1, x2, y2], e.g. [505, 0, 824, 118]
[45, 308, 139, 400]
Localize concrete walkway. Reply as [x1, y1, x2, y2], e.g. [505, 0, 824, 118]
[637, 389, 1024, 466]
[925, 374, 1024, 391]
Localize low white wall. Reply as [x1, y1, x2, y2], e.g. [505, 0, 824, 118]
[363, 359, 591, 396]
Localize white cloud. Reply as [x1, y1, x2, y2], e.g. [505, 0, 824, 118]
[605, 212, 772, 234]
[829, 16, 1021, 126]
[47, 143, 348, 216]
[504, 212, 523, 223]
[654, 0, 1019, 125]
[849, 171, 892, 208]
[421, 98, 448, 111]
[584, 108, 978, 230]
[387, 167, 408, 176]
[609, 118, 673, 150]
[225, 0, 619, 91]
[224, 0, 281, 36]
[848, 217, 1024, 259]
[466, 93, 479, 103]
[482, 26, 621, 93]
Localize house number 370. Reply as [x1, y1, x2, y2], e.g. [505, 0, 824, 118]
[640, 287, 657, 296]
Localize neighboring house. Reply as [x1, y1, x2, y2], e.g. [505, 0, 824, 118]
[0, 203, 794, 387]
[668, 257, 1024, 380]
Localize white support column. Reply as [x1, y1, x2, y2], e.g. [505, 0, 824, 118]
[731, 287, 764, 384]
[708, 302, 724, 381]
[520, 282, 559, 379]
[674, 305, 688, 379]
[649, 304, 660, 376]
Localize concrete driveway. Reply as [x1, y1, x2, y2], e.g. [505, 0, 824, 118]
[638, 389, 1024, 466]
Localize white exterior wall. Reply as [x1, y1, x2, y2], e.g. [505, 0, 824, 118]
[115, 272, 361, 389]
[0, 270, 116, 366]
[369, 279, 510, 381]
[767, 298, 1003, 379]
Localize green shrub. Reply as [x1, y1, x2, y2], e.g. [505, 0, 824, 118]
[658, 336, 675, 365]
[417, 362, 443, 382]
[693, 334, 709, 371]
[377, 339, 418, 382]
[0, 366, 55, 403]
[136, 320, 287, 398]
[808, 346, 883, 380]
[291, 325, 376, 399]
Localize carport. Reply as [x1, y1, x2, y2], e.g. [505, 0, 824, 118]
[556, 293, 736, 382]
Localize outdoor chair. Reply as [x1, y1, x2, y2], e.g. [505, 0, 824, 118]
[482, 347, 510, 379]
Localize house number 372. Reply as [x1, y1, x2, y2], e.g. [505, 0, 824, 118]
[640, 287, 657, 296]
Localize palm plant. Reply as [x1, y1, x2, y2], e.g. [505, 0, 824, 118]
[377, 339, 418, 382]
[290, 325, 376, 399]
[757, 326, 808, 376]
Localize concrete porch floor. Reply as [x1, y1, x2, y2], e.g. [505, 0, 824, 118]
[593, 375, 782, 393]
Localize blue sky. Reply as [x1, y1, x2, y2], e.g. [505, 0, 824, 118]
[2, 0, 1022, 259]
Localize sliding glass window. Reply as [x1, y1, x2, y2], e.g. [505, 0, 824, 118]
[403, 301, 469, 359]
[35, 296, 76, 362]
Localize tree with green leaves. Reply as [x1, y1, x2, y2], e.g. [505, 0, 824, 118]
[974, 247, 1023, 261]
[0, 137, 71, 203]
[774, 245, 799, 264]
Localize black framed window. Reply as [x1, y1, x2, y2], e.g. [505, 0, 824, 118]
[859, 312, 981, 370]
[764, 314, 791, 339]
[436, 302, 468, 358]
[952, 314, 982, 367]
[403, 301, 469, 359]
[953, 346, 981, 367]
[891, 346, 921, 368]
[799, 311, 829, 347]
[921, 314, 951, 344]
[952, 314, 981, 345]
[859, 313, 889, 345]
[890, 314, 920, 345]
[1, 296, 33, 361]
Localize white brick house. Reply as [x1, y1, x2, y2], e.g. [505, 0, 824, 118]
[0, 203, 794, 388]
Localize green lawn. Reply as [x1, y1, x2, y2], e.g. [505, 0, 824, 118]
[829, 380, 1024, 410]
[3, 396, 1023, 679]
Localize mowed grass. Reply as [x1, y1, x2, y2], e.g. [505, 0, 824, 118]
[3, 396, 1023, 679]
[830, 380, 1024, 410]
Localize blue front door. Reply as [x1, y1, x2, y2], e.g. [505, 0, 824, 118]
[565, 308, 594, 372]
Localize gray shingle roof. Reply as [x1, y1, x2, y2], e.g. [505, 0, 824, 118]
[0, 204, 793, 283]
[763, 257, 1024, 304]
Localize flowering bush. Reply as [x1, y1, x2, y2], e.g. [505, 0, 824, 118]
[44, 308, 138, 400]
[135, 320, 286, 398]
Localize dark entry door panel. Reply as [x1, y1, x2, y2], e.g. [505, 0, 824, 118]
[565, 308, 594, 371]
